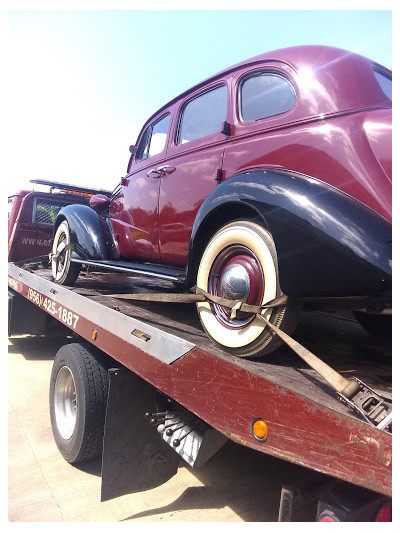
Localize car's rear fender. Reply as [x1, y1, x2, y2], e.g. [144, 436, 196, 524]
[187, 169, 392, 298]
[363, 108, 392, 185]
[54, 204, 119, 261]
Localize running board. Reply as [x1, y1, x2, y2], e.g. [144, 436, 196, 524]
[71, 258, 186, 283]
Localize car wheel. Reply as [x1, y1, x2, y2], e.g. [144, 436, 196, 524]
[353, 310, 392, 338]
[49, 343, 110, 464]
[51, 220, 81, 286]
[196, 220, 301, 358]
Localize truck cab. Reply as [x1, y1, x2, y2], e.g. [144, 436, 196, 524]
[8, 180, 111, 263]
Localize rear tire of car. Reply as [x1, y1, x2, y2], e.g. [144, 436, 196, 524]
[51, 220, 81, 286]
[49, 343, 110, 464]
[353, 310, 392, 338]
[196, 220, 301, 358]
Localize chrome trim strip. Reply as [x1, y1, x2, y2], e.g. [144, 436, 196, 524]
[70, 259, 181, 282]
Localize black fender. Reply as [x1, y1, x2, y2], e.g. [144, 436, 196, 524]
[187, 169, 391, 298]
[54, 204, 118, 261]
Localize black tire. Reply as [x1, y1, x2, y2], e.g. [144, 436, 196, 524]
[51, 220, 81, 286]
[49, 342, 110, 464]
[196, 220, 301, 358]
[353, 310, 392, 338]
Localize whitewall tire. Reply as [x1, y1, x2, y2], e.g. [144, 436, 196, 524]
[51, 221, 81, 286]
[196, 221, 300, 358]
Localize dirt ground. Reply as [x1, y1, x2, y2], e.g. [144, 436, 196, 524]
[8, 334, 324, 522]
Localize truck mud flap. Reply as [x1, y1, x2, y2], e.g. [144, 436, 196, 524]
[8, 288, 48, 336]
[101, 368, 180, 502]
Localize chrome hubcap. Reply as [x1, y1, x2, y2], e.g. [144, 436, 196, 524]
[220, 264, 251, 301]
[54, 366, 77, 440]
[209, 245, 264, 329]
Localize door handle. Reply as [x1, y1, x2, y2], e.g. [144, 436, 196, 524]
[157, 165, 176, 176]
[147, 165, 176, 179]
[146, 168, 160, 178]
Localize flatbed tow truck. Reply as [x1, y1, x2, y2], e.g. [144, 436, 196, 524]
[8, 260, 392, 522]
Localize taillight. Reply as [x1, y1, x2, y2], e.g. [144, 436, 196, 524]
[374, 503, 392, 522]
[318, 512, 339, 522]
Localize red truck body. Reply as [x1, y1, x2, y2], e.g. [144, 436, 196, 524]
[8, 181, 111, 262]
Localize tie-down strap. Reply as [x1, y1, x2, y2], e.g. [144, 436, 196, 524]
[108, 287, 391, 431]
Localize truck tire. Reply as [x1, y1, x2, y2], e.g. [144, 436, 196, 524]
[51, 220, 81, 286]
[196, 220, 301, 358]
[49, 342, 110, 464]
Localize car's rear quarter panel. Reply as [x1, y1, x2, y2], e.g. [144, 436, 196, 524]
[223, 110, 392, 222]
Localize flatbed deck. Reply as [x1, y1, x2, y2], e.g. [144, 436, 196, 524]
[8, 262, 392, 497]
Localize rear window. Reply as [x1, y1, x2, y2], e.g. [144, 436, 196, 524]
[240, 72, 296, 123]
[373, 70, 392, 100]
[34, 198, 70, 225]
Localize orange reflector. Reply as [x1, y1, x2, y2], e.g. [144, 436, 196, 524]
[252, 419, 268, 441]
[61, 189, 94, 197]
[91, 330, 98, 341]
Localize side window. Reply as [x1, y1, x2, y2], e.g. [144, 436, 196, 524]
[136, 113, 170, 162]
[373, 70, 392, 101]
[8, 197, 14, 221]
[178, 85, 227, 145]
[135, 126, 152, 162]
[240, 72, 296, 123]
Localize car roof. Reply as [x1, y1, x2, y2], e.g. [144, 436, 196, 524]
[137, 45, 390, 143]
[146, 46, 381, 120]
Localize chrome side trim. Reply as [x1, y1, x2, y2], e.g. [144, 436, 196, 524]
[70, 259, 182, 282]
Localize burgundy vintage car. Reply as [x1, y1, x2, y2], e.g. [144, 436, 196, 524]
[51, 45, 392, 358]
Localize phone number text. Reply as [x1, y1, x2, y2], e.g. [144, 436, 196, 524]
[28, 288, 80, 329]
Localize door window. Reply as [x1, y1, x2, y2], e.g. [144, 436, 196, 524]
[177, 85, 227, 144]
[136, 113, 170, 162]
[240, 72, 296, 123]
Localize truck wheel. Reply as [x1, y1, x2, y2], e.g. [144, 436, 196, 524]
[51, 221, 81, 286]
[49, 343, 110, 464]
[196, 220, 301, 358]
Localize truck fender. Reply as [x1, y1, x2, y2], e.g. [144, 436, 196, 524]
[54, 204, 118, 261]
[188, 169, 392, 298]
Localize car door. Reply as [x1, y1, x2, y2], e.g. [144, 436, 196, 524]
[108, 112, 171, 262]
[158, 82, 230, 267]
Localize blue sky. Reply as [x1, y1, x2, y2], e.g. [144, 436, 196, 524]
[7, 6, 393, 196]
